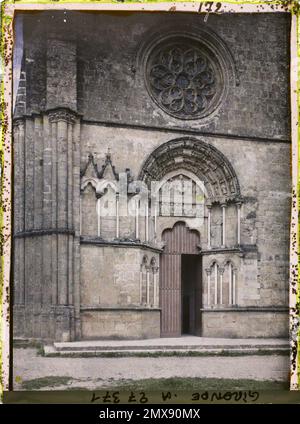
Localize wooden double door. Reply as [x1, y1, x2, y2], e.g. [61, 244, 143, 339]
[160, 222, 202, 337]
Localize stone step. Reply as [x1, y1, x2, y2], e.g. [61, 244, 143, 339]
[44, 345, 289, 357]
[44, 337, 289, 357]
[53, 343, 289, 352]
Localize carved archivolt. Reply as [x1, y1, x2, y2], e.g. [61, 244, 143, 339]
[139, 137, 241, 204]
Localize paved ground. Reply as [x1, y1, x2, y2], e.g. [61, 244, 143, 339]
[13, 347, 290, 391]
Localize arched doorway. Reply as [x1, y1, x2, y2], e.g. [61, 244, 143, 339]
[160, 222, 202, 337]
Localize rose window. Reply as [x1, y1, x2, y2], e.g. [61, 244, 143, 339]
[145, 41, 222, 120]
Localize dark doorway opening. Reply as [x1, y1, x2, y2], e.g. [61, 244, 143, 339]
[160, 222, 201, 337]
[181, 254, 202, 336]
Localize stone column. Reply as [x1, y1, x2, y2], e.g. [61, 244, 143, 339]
[214, 263, 218, 305]
[154, 202, 157, 239]
[48, 109, 79, 341]
[79, 194, 82, 235]
[13, 35, 81, 342]
[116, 194, 119, 239]
[153, 266, 159, 307]
[232, 268, 237, 305]
[219, 267, 224, 305]
[12, 119, 26, 336]
[139, 266, 143, 305]
[135, 198, 140, 240]
[228, 262, 232, 305]
[205, 268, 211, 306]
[97, 197, 101, 237]
[145, 201, 149, 242]
[221, 203, 227, 248]
[236, 202, 242, 246]
[146, 266, 150, 306]
[46, 37, 79, 341]
[207, 204, 212, 249]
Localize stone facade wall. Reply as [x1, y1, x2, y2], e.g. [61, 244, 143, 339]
[81, 310, 160, 340]
[13, 11, 291, 341]
[78, 13, 290, 139]
[81, 125, 290, 310]
[21, 12, 290, 139]
[201, 310, 288, 338]
[80, 245, 159, 307]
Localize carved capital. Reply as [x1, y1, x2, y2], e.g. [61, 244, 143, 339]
[219, 267, 225, 275]
[205, 268, 212, 276]
[48, 108, 77, 124]
[13, 118, 25, 128]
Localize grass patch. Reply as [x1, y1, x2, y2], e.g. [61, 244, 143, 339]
[20, 376, 289, 391]
[21, 376, 75, 390]
[13, 339, 44, 349]
[13, 339, 45, 356]
[37, 345, 45, 356]
[98, 377, 289, 391]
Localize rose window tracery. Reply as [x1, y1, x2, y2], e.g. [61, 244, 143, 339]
[145, 39, 223, 120]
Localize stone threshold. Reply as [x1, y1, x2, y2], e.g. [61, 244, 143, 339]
[43, 336, 289, 357]
[43, 347, 289, 358]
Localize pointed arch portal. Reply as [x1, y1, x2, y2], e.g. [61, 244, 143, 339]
[160, 222, 201, 337]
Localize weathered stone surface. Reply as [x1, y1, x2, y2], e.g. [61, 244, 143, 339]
[81, 310, 160, 340]
[201, 311, 288, 338]
[13, 11, 291, 341]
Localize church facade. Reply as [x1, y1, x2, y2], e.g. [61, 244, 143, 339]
[13, 11, 291, 342]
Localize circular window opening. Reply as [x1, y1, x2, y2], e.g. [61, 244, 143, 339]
[145, 36, 226, 120]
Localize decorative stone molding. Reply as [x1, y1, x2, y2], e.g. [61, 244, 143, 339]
[14, 228, 75, 238]
[80, 151, 133, 188]
[219, 267, 225, 276]
[200, 307, 289, 312]
[80, 306, 161, 311]
[80, 153, 101, 179]
[80, 237, 163, 253]
[222, 259, 237, 269]
[13, 117, 25, 128]
[139, 137, 241, 203]
[200, 247, 244, 255]
[48, 107, 77, 124]
[205, 268, 212, 276]
[150, 257, 157, 267]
